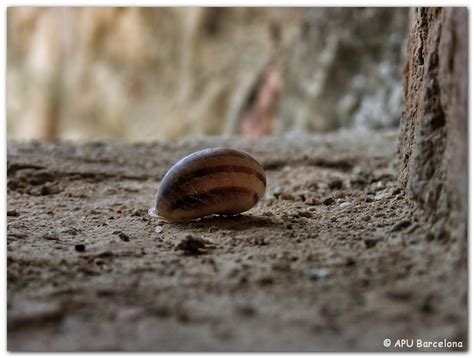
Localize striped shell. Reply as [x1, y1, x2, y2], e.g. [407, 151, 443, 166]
[152, 147, 266, 222]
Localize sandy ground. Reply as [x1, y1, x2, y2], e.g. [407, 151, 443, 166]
[7, 129, 467, 351]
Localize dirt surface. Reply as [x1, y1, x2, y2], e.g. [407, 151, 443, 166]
[7, 129, 467, 351]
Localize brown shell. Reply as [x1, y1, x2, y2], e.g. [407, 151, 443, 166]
[152, 147, 266, 222]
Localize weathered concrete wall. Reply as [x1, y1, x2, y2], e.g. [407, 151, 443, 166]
[399, 8, 468, 249]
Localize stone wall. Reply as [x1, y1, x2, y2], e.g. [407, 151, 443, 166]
[279, 8, 408, 133]
[399, 8, 468, 252]
[7, 8, 297, 140]
[7, 7, 408, 141]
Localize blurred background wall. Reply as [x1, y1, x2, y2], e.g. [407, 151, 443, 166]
[7, 7, 409, 141]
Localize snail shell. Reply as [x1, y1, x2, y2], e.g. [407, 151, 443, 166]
[152, 147, 266, 222]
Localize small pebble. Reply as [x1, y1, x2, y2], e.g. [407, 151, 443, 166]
[297, 210, 312, 218]
[253, 237, 267, 246]
[104, 187, 118, 194]
[74, 244, 86, 252]
[305, 268, 331, 281]
[298, 217, 308, 225]
[272, 187, 283, 198]
[345, 257, 356, 266]
[131, 209, 144, 217]
[118, 232, 130, 242]
[305, 198, 321, 205]
[375, 192, 391, 201]
[28, 169, 54, 185]
[40, 183, 61, 195]
[257, 276, 274, 285]
[265, 199, 275, 206]
[339, 202, 353, 209]
[42, 234, 60, 241]
[375, 181, 385, 190]
[425, 232, 435, 242]
[7, 209, 19, 217]
[328, 178, 343, 190]
[364, 238, 379, 248]
[175, 234, 210, 255]
[63, 227, 79, 236]
[281, 191, 295, 201]
[323, 197, 334, 205]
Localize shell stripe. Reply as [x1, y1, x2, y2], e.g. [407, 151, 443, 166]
[170, 186, 259, 211]
[160, 164, 266, 199]
[180, 149, 263, 168]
